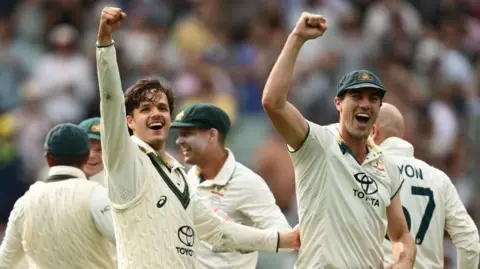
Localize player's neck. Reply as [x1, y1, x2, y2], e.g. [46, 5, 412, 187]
[340, 128, 368, 164]
[151, 142, 166, 159]
[198, 148, 228, 180]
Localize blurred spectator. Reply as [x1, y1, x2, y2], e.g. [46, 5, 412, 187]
[171, 0, 224, 58]
[12, 81, 53, 184]
[32, 24, 95, 124]
[0, 18, 28, 112]
[0, 112, 25, 223]
[0, 1, 479, 267]
[174, 53, 238, 124]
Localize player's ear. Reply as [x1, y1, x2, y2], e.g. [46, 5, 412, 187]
[334, 96, 342, 113]
[126, 115, 134, 130]
[371, 124, 379, 141]
[209, 128, 218, 143]
[45, 152, 55, 167]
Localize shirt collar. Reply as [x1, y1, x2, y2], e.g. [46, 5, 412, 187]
[131, 135, 184, 170]
[380, 137, 414, 157]
[328, 123, 383, 158]
[195, 148, 236, 187]
[48, 166, 86, 179]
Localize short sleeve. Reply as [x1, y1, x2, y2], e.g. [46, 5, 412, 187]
[288, 121, 335, 156]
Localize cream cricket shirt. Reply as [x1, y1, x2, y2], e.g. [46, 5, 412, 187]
[97, 44, 282, 269]
[0, 166, 115, 269]
[89, 170, 105, 187]
[289, 122, 403, 268]
[187, 149, 292, 269]
[381, 137, 480, 269]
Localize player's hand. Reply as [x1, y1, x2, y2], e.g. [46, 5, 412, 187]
[292, 12, 327, 42]
[97, 7, 127, 46]
[279, 224, 301, 250]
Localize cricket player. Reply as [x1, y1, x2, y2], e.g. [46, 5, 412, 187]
[96, 7, 300, 269]
[371, 103, 480, 269]
[0, 123, 115, 269]
[79, 117, 105, 186]
[261, 12, 416, 268]
[172, 103, 293, 269]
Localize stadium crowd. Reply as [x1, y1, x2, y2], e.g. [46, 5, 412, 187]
[1, 0, 480, 267]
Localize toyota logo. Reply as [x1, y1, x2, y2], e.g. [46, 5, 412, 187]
[178, 226, 195, 247]
[354, 172, 378, 195]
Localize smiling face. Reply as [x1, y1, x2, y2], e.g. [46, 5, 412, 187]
[84, 139, 103, 177]
[126, 91, 172, 149]
[176, 127, 212, 165]
[335, 88, 382, 140]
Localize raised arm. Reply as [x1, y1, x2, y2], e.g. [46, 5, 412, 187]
[96, 7, 140, 204]
[193, 194, 299, 253]
[262, 12, 327, 150]
[442, 172, 480, 269]
[0, 199, 25, 269]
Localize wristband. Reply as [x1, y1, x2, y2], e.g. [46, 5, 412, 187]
[96, 40, 115, 48]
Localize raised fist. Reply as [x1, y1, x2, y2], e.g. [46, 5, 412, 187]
[97, 7, 127, 45]
[292, 12, 327, 42]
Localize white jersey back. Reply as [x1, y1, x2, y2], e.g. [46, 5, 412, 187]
[381, 137, 479, 269]
[290, 122, 403, 268]
[20, 180, 115, 269]
[382, 154, 445, 267]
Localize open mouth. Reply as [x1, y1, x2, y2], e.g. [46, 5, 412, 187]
[148, 122, 164, 131]
[354, 113, 370, 125]
[181, 148, 192, 155]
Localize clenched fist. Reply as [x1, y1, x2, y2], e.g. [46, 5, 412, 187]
[97, 7, 127, 46]
[292, 12, 327, 42]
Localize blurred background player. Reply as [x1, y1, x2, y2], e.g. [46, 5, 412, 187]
[261, 12, 415, 268]
[0, 123, 115, 269]
[79, 117, 105, 186]
[372, 103, 480, 269]
[172, 103, 292, 269]
[96, 7, 299, 269]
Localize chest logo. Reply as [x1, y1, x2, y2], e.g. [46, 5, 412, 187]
[354, 172, 378, 195]
[157, 196, 167, 208]
[178, 226, 195, 247]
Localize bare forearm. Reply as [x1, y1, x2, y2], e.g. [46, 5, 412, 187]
[393, 233, 416, 265]
[262, 34, 305, 109]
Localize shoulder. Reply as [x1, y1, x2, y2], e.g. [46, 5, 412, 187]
[381, 154, 400, 176]
[231, 162, 269, 189]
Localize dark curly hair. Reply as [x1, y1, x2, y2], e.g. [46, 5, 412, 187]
[124, 78, 175, 117]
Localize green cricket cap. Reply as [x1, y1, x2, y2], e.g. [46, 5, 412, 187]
[171, 103, 231, 135]
[44, 123, 90, 156]
[336, 70, 386, 98]
[79, 117, 101, 140]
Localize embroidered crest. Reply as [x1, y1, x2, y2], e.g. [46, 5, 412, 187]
[215, 185, 227, 192]
[358, 72, 373, 81]
[372, 159, 386, 177]
[175, 110, 185, 121]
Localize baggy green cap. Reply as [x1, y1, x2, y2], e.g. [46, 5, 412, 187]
[44, 123, 90, 156]
[171, 103, 231, 135]
[336, 70, 386, 98]
[79, 117, 101, 141]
